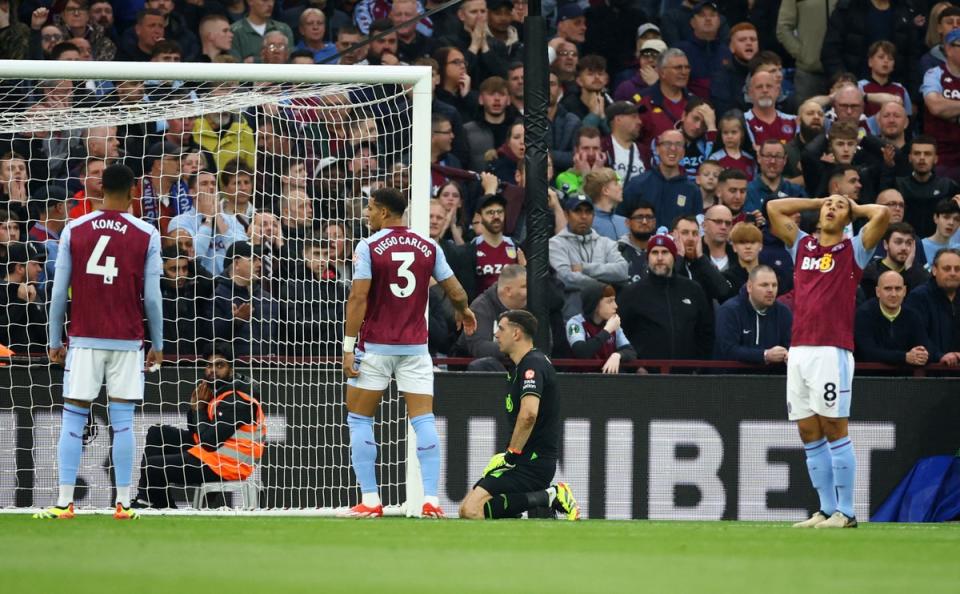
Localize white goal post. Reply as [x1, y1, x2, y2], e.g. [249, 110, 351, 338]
[0, 60, 434, 515]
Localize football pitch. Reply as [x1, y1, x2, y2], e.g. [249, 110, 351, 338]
[2, 516, 958, 593]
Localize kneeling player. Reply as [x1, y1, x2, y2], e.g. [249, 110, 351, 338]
[459, 310, 581, 521]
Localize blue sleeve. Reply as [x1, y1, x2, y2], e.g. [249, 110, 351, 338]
[921, 67, 944, 97]
[47, 225, 72, 348]
[900, 84, 913, 114]
[852, 233, 874, 270]
[432, 240, 454, 282]
[353, 240, 372, 280]
[614, 328, 631, 348]
[143, 231, 164, 350]
[787, 230, 808, 263]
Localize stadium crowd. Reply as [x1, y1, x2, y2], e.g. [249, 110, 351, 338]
[0, 0, 960, 371]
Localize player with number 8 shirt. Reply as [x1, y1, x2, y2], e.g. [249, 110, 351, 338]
[37, 164, 164, 521]
[767, 195, 889, 529]
[340, 187, 477, 518]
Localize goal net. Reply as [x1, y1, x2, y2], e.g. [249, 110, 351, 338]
[0, 60, 432, 514]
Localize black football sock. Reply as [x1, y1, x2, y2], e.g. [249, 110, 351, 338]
[483, 490, 550, 519]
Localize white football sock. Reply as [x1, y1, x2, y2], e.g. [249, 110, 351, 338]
[57, 485, 75, 508]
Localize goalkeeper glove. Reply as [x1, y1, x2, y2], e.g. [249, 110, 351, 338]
[483, 448, 521, 476]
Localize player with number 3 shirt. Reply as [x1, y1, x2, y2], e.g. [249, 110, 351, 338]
[340, 187, 476, 518]
[767, 195, 889, 529]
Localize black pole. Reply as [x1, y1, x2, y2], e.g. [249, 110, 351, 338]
[523, 0, 551, 350]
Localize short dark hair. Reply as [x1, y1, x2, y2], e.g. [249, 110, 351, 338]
[671, 213, 698, 231]
[868, 40, 896, 60]
[369, 18, 394, 35]
[747, 50, 782, 75]
[498, 309, 538, 339]
[939, 6, 960, 22]
[205, 341, 235, 369]
[828, 164, 859, 188]
[883, 221, 915, 242]
[909, 135, 938, 151]
[136, 7, 165, 24]
[718, 168, 748, 184]
[933, 247, 960, 268]
[101, 163, 135, 194]
[161, 245, 187, 261]
[933, 198, 960, 216]
[50, 42, 80, 60]
[289, 49, 315, 62]
[574, 126, 601, 147]
[576, 54, 607, 75]
[628, 201, 656, 216]
[151, 39, 182, 57]
[828, 120, 860, 142]
[371, 186, 407, 216]
[219, 158, 251, 189]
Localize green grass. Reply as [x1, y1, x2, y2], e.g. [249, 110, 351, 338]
[2, 516, 958, 593]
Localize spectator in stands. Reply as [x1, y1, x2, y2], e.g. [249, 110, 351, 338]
[471, 174, 521, 294]
[906, 248, 960, 366]
[259, 30, 290, 65]
[858, 41, 911, 118]
[870, 103, 911, 175]
[614, 38, 665, 103]
[0, 1, 29, 60]
[488, 0, 521, 63]
[0, 152, 29, 220]
[617, 201, 656, 282]
[213, 241, 279, 357]
[724, 221, 763, 291]
[547, 71, 582, 173]
[159, 246, 214, 357]
[920, 5, 960, 73]
[776, 0, 833, 101]
[701, 203, 736, 270]
[560, 54, 611, 122]
[801, 121, 859, 197]
[358, 18, 404, 65]
[295, 8, 336, 63]
[672, 213, 734, 302]
[861, 222, 929, 297]
[706, 111, 755, 180]
[134, 141, 191, 236]
[487, 119, 524, 183]
[193, 86, 256, 170]
[56, 0, 115, 61]
[620, 129, 702, 229]
[549, 37, 579, 91]
[230, 0, 295, 62]
[143, 0, 199, 60]
[921, 199, 960, 264]
[334, 25, 368, 65]
[601, 101, 646, 185]
[745, 139, 805, 213]
[895, 136, 959, 238]
[438, 0, 508, 83]
[856, 270, 932, 366]
[717, 168, 756, 229]
[27, 185, 67, 280]
[556, 126, 605, 195]
[284, 237, 347, 353]
[0, 241, 47, 352]
[463, 76, 513, 171]
[392, 0, 436, 64]
[0, 207, 21, 262]
[67, 158, 104, 220]
[116, 8, 165, 62]
[566, 282, 637, 373]
[583, 168, 626, 241]
[30, 22, 65, 60]
[922, 28, 960, 180]
[455, 263, 526, 367]
[784, 100, 824, 179]
[555, 2, 586, 45]
[170, 170, 248, 276]
[674, 1, 727, 100]
[88, 0, 114, 38]
[219, 159, 256, 229]
[617, 232, 714, 359]
[744, 70, 796, 147]
[430, 112, 462, 180]
[198, 14, 234, 62]
[550, 194, 629, 316]
[696, 159, 722, 208]
[661, 0, 729, 47]
[714, 265, 791, 364]
[664, 98, 716, 179]
[637, 48, 692, 148]
[710, 22, 758, 115]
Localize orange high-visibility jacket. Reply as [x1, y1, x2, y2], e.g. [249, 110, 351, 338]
[188, 391, 265, 481]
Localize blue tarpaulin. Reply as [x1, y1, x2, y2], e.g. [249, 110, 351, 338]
[871, 455, 960, 522]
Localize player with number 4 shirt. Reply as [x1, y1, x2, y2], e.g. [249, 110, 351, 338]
[340, 187, 476, 518]
[38, 164, 164, 521]
[767, 195, 889, 529]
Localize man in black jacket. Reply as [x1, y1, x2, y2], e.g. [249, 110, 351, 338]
[905, 249, 960, 366]
[860, 222, 929, 296]
[455, 263, 526, 369]
[894, 136, 960, 238]
[672, 213, 735, 303]
[618, 233, 714, 359]
[714, 266, 792, 364]
[855, 270, 931, 366]
[134, 343, 259, 508]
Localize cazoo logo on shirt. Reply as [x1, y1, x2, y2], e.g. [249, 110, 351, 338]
[799, 254, 835, 273]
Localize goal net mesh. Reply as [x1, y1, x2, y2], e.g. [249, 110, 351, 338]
[0, 74, 418, 512]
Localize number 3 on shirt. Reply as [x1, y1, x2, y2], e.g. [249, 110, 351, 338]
[86, 235, 119, 285]
[389, 251, 416, 298]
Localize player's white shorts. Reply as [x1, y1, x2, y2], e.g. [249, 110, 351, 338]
[347, 351, 434, 395]
[786, 345, 854, 421]
[63, 347, 144, 401]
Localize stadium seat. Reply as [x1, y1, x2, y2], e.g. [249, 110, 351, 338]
[190, 479, 260, 510]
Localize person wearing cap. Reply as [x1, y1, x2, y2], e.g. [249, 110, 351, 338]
[582, 167, 627, 241]
[620, 129, 702, 229]
[28, 184, 68, 282]
[661, 0, 729, 47]
[600, 101, 647, 185]
[212, 240, 280, 358]
[616, 232, 714, 359]
[923, 28, 960, 180]
[473, 172, 523, 294]
[555, 2, 586, 45]
[714, 265, 792, 365]
[487, 0, 522, 62]
[132, 140, 191, 237]
[920, 6, 960, 74]
[674, 1, 728, 100]
[614, 38, 665, 103]
[0, 241, 48, 352]
[565, 282, 636, 372]
[710, 22, 759, 115]
[549, 194, 628, 318]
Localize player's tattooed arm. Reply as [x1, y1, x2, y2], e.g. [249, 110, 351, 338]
[439, 276, 478, 335]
